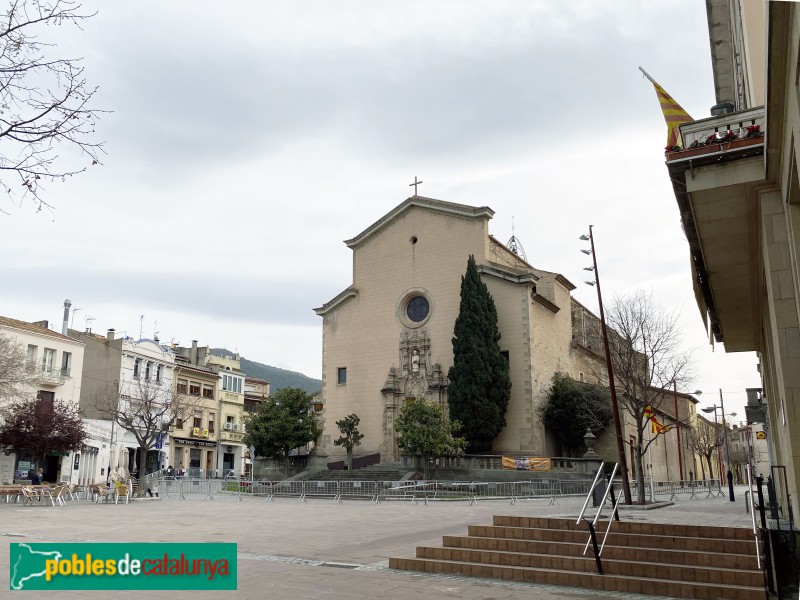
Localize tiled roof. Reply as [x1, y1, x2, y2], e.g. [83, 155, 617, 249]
[0, 315, 83, 344]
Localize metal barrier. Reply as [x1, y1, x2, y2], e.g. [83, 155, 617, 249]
[302, 481, 340, 502]
[337, 481, 380, 503]
[152, 476, 729, 505]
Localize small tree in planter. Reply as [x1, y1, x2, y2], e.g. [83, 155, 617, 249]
[334, 413, 364, 471]
[394, 399, 466, 478]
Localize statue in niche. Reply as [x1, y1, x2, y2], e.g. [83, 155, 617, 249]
[411, 349, 420, 373]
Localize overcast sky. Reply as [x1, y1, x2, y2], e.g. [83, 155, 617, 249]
[0, 1, 760, 418]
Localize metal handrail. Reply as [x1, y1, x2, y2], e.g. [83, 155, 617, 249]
[576, 466, 606, 523]
[576, 463, 620, 575]
[745, 464, 761, 569]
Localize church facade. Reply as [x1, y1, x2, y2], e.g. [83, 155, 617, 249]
[314, 196, 607, 462]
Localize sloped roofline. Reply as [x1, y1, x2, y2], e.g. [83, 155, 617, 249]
[0, 315, 84, 345]
[344, 196, 494, 249]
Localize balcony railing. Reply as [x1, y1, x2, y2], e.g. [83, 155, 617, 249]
[667, 107, 765, 162]
[26, 362, 66, 385]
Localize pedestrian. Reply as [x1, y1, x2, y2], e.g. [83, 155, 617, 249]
[31, 468, 44, 485]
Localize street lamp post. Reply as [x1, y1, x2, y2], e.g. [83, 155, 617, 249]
[701, 392, 736, 502]
[673, 381, 683, 481]
[581, 227, 632, 505]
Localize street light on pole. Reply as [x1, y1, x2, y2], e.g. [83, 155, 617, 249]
[701, 391, 736, 502]
[672, 384, 702, 481]
[580, 227, 632, 505]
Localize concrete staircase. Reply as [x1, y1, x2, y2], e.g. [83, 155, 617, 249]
[389, 516, 765, 600]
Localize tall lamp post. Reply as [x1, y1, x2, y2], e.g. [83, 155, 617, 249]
[701, 389, 736, 502]
[672, 385, 702, 482]
[581, 226, 632, 505]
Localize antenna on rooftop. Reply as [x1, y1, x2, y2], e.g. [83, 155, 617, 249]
[85, 315, 95, 333]
[139, 314, 145, 339]
[507, 216, 528, 262]
[153, 320, 159, 342]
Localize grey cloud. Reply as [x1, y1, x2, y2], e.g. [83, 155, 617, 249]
[0, 267, 339, 328]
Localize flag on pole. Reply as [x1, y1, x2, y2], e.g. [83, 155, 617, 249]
[639, 67, 693, 149]
[644, 405, 655, 419]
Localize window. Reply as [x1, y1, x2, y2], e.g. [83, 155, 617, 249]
[42, 348, 55, 373]
[156, 364, 164, 384]
[406, 296, 430, 322]
[226, 415, 234, 425]
[176, 379, 188, 394]
[133, 358, 141, 379]
[26, 345, 37, 368]
[500, 351, 509, 364]
[193, 412, 202, 428]
[189, 382, 201, 396]
[222, 374, 242, 393]
[176, 418, 184, 429]
[208, 414, 215, 434]
[202, 385, 214, 399]
[337, 367, 347, 385]
[61, 352, 72, 377]
[145, 361, 152, 381]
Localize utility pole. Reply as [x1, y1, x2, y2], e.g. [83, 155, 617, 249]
[583, 226, 632, 504]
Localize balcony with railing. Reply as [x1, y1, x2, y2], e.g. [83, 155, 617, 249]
[665, 106, 767, 351]
[666, 106, 765, 164]
[26, 362, 66, 385]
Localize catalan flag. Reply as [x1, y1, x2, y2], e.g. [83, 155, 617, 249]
[644, 405, 655, 419]
[651, 418, 670, 435]
[639, 67, 693, 149]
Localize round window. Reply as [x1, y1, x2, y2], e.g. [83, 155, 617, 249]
[406, 296, 430, 323]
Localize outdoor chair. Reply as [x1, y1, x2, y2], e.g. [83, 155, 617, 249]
[22, 486, 55, 507]
[115, 482, 130, 505]
[93, 485, 114, 504]
[52, 485, 68, 507]
[67, 484, 81, 501]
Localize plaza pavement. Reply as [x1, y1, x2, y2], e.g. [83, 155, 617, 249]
[0, 485, 758, 599]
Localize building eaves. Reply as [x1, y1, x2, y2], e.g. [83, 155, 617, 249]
[175, 364, 217, 379]
[314, 286, 358, 316]
[344, 196, 494, 249]
[0, 315, 85, 345]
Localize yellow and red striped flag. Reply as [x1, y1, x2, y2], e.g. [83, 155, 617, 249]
[639, 67, 693, 149]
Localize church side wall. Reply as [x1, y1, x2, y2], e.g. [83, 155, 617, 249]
[483, 277, 534, 454]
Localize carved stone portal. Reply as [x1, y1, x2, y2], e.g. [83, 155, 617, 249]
[380, 329, 448, 460]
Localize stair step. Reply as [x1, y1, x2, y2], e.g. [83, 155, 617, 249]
[493, 516, 757, 541]
[442, 536, 758, 570]
[389, 557, 764, 600]
[469, 525, 757, 554]
[415, 546, 763, 587]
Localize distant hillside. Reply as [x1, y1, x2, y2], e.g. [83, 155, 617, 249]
[211, 348, 321, 394]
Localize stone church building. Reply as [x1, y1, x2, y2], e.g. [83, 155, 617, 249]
[314, 196, 607, 463]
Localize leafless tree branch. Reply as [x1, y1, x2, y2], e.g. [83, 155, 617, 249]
[0, 0, 105, 213]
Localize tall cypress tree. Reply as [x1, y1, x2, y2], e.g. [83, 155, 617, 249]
[448, 255, 512, 452]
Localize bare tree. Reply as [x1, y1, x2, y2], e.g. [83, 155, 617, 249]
[605, 291, 694, 504]
[0, 332, 36, 401]
[94, 378, 198, 496]
[1, 0, 104, 213]
[686, 422, 723, 482]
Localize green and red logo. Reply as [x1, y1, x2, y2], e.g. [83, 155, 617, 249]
[10, 542, 236, 590]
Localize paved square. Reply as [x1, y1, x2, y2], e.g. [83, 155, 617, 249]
[0, 488, 757, 599]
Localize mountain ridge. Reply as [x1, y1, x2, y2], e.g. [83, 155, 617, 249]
[211, 348, 322, 394]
